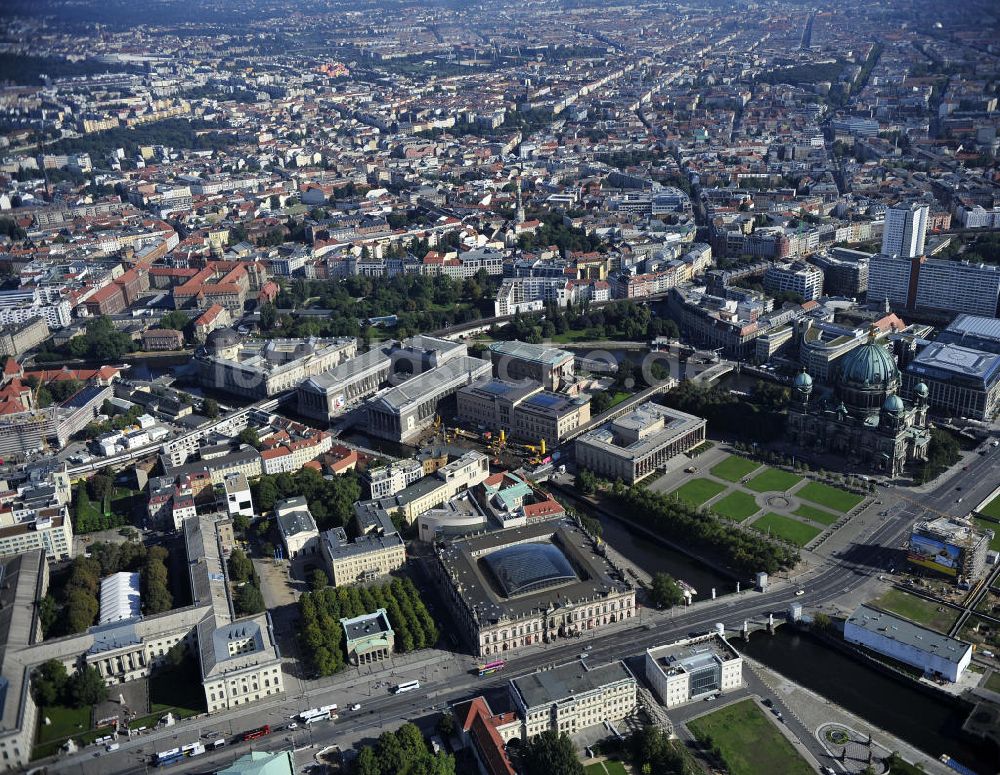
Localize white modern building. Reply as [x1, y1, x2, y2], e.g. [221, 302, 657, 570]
[845, 605, 972, 682]
[881, 203, 928, 259]
[645, 633, 743, 708]
[222, 472, 254, 520]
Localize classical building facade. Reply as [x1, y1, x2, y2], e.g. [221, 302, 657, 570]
[786, 333, 930, 477]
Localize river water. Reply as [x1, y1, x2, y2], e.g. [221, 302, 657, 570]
[596, 511, 736, 598]
[737, 627, 998, 773]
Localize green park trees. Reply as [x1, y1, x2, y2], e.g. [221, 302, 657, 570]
[251, 467, 360, 529]
[650, 572, 685, 608]
[43, 542, 175, 637]
[31, 660, 107, 709]
[299, 577, 438, 676]
[617, 487, 798, 576]
[353, 723, 456, 775]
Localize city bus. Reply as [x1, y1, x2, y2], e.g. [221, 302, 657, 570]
[154, 743, 205, 768]
[299, 705, 338, 725]
[478, 659, 506, 677]
[241, 724, 271, 742]
[392, 680, 420, 694]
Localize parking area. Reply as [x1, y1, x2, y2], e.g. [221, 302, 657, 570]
[254, 557, 299, 610]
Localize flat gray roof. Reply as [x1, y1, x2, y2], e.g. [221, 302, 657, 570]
[909, 342, 1000, 383]
[847, 605, 971, 665]
[947, 314, 1000, 344]
[368, 356, 491, 413]
[511, 659, 634, 710]
[488, 340, 573, 367]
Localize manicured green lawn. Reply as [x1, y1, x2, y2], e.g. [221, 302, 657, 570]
[36, 705, 91, 745]
[793, 504, 840, 526]
[980, 495, 1000, 519]
[687, 699, 813, 775]
[33, 704, 112, 759]
[973, 517, 1000, 551]
[584, 762, 628, 775]
[671, 478, 728, 506]
[710, 455, 760, 482]
[796, 481, 864, 513]
[985, 672, 1000, 693]
[746, 468, 802, 493]
[750, 513, 821, 546]
[713, 491, 760, 521]
[872, 588, 958, 634]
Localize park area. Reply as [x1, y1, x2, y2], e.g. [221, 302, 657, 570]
[750, 512, 822, 547]
[710, 455, 760, 482]
[793, 503, 840, 526]
[746, 468, 802, 493]
[713, 491, 760, 521]
[872, 588, 959, 634]
[672, 478, 727, 506]
[687, 699, 813, 775]
[666, 453, 865, 545]
[796, 481, 864, 513]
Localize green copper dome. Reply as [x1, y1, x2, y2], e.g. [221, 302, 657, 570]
[792, 370, 813, 389]
[914, 382, 929, 398]
[838, 341, 899, 390]
[883, 394, 905, 414]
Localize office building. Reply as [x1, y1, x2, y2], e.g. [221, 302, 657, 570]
[908, 517, 989, 585]
[275, 496, 320, 560]
[508, 659, 637, 739]
[0, 317, 49, 357]
[882, 203, 928, 258]
[457, 377, 591, 447]
[868, 254, 1000, 317]
[845, 605, 972, 682]
[810, 248, 870, 297]
[903, 341, 1000, 421]
[217, 752, 295, 775]
[434, 519, 635, 658]
[340, 609, 395, 665]
[937, 314, 1000, 355]
[0, 466, 75, 561]
[645, 633, 743, 708]
[763, 260, 824, 301]
[367, 458, 424, 499]
[487, 340, 575, 391]
[575, 402, 707, 484]
[321, 509, 406, 586]
[356, 450, 490, 524]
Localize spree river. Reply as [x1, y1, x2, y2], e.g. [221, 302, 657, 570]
[737, 628, 998, 773]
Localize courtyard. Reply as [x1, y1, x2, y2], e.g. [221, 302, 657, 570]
[663, 451, 866, 549]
